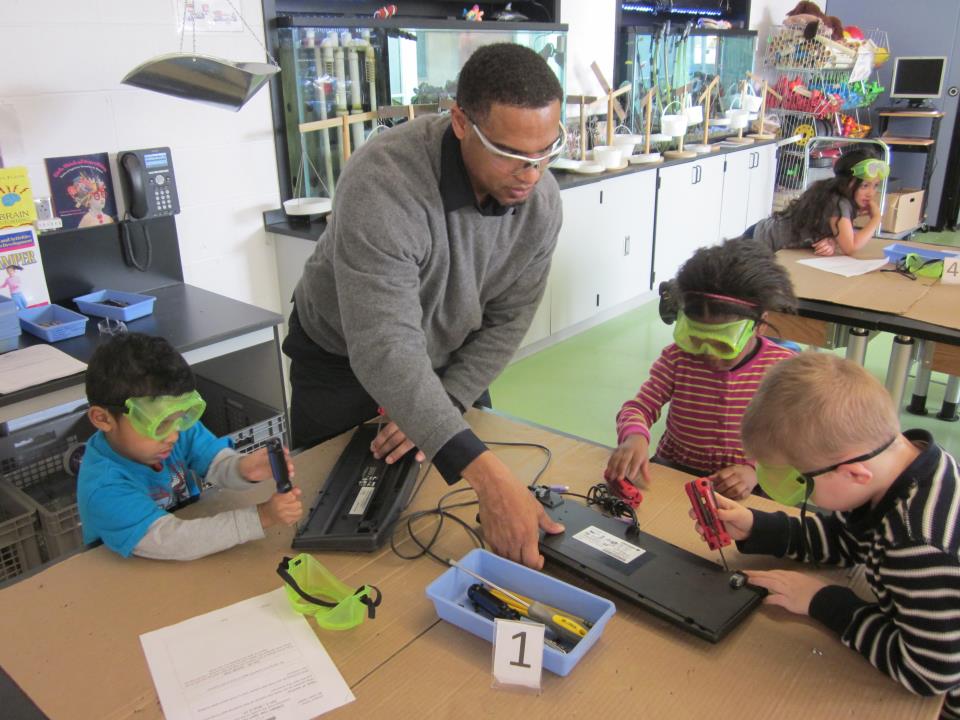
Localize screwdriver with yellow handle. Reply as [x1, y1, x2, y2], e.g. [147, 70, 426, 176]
[487, 587, 592, 631]
[449, 560, 588, 646]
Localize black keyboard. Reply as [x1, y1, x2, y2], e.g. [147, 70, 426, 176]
[292, 424, 420, 552]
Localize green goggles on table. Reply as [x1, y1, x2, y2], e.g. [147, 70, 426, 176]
[277, 554, 381, 630]
[756, 437, 896, 506]
[850, 158, 889, 181]
[673, 312, 756, 360]
[124, 390, 206, 441]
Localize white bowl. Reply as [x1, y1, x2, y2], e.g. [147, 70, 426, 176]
[744, 95, 763, 112]
[684, 105, 704, 125]
[630, 152, 663, 164]
[612, 134, 644, 155]
[661, 113, 688, 137]
[592, 146, 624, 170]
[725, 109, 749, 129]
[284, 197, 332, 216]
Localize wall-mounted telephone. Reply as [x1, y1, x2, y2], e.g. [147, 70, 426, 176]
[117, 147, 180, 220]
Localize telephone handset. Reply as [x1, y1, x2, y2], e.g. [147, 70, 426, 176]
[117, 147, 180, 220]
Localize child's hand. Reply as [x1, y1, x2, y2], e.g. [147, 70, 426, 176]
[689, 492, 754, 541]
[745, 569, 827, 616]
[605, 434, 651, 488]
[812, 238, 837, 256]
[710, 464, 757, 500]
[868, 198, 881, 218]
[237, 446, 295, 484]
[257, 488, 304, 529]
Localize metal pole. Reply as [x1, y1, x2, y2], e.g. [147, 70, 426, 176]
[906, 340, 935, 416]
[885, 335, 914, 411]
[937, 375, 960, 422]
[845, 327, 869, 365]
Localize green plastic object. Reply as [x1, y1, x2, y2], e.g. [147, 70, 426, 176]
[277, 553, 381, 630]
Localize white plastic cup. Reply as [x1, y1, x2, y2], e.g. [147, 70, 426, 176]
[592, 145, 624, 169]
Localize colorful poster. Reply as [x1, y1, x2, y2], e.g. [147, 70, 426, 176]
[0, 166, 37, 229]
[0, 226, 50, 309]
[44, 153, 118, 230]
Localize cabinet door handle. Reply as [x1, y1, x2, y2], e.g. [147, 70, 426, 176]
[624, 235, 630, 256]
[691, 165, 698, 185]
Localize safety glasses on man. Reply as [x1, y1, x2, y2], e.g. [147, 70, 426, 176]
[123, 390, 206, 441]
[467, 114, 567, 173]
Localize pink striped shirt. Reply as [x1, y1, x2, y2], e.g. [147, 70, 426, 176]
[616, 337, 795, 474]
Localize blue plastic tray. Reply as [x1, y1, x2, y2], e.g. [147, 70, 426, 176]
[0, 296, 21, 337]
[883, 243, 959, 265]
[19, 305, 88, 342]
[72, 290, 156, 321]
[425, 548, 616, 676]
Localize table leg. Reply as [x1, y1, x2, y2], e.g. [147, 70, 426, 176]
[937, 375, 960, 422]
[906, 339, 935, 416]
[845, 327, 869, 365]
[885, 335, 914, 410]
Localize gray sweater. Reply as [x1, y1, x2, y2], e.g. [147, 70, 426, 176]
[293, 114, 562, 464]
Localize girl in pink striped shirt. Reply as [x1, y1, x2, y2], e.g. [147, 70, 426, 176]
[607, 238, 798, 500]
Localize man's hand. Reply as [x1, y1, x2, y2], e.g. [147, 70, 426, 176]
[689, 492, 754, 542]
[746, 569, 828, 616]
[370, 417, 426, 464]
[605, 434, 652, 488]
[464, 451, 564, 569]
[238, 446, 295, 484]
[710, 464, 757, 500]
[257, 488, 304, 529]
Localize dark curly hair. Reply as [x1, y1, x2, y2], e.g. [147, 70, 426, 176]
[86, 332, 195, 411]
[675, 236, 798, 322]
[771, 147, 881, 248]
[456, 43, 563, 121]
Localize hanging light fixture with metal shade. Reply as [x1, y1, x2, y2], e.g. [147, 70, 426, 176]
[121, 0, 279, 112]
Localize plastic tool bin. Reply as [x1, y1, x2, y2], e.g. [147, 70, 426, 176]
[19, 304, 88, 342]
[0, 295, 22, 353]
[883, 243, 959, 265]
[426, 548, 616, 676]
[72, 289, 156, 321]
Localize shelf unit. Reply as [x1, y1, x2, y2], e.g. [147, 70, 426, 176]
[877, 107, 944, 226]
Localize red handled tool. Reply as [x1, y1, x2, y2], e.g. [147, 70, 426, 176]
[606, 475, 643, 509]
[685, 477, 730, 571]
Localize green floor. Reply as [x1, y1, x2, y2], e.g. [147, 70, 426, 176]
[492, 292, 960, 461]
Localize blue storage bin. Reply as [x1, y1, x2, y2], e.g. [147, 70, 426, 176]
[425, 548, 616, 676]
[19, 305, 88, 342]
[883, 243, 959, 265]
[72, 290, 156, 321]
[0, 295, 21, 336]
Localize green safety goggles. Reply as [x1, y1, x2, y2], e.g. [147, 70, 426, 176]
[756, 437, 896, 506]
[673, 311, 756, 360]
[124, 390, 206, 441]
[277, 554, 381, 630]
[850, 158, 889, 181]
[901, 253, 943, 279]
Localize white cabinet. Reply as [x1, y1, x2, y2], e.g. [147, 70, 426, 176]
[548, 171, 656, 335]
[719, 144, 778, 242]
[746, 143, 777, 228]
[653, 154, 725, 286]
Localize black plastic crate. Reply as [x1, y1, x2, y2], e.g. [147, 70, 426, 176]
[0, 481, 43, 581]
[0, 406, 92, 562]
[195, 376, 286, 453]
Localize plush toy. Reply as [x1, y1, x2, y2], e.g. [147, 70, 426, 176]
[784, 1, 844, 41]
[463, 4, 484, 21]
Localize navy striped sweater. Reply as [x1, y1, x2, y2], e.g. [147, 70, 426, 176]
[738, 430, 960, 719]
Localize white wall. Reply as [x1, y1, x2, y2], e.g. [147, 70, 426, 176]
[0, 0, 282, 312]
[561, 0, 618, 116]
[749, 0, 796, 75]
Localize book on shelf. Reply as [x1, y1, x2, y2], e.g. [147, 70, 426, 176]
[44, 152, 118, 230]
[0, 166, 38, 230]
[0, 226, 50, 309]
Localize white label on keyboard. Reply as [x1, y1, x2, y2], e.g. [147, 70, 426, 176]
[572, 526, 645, 564]
[349, 486, 375, 515]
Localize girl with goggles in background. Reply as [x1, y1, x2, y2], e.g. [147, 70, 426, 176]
[607, 237, 798, 500]
[744, 148, 887, 257]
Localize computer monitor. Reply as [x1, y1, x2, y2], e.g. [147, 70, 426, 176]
[890, 56, 947, 107]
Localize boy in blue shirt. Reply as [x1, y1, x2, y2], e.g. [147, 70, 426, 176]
[78, 333, 303, 560]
